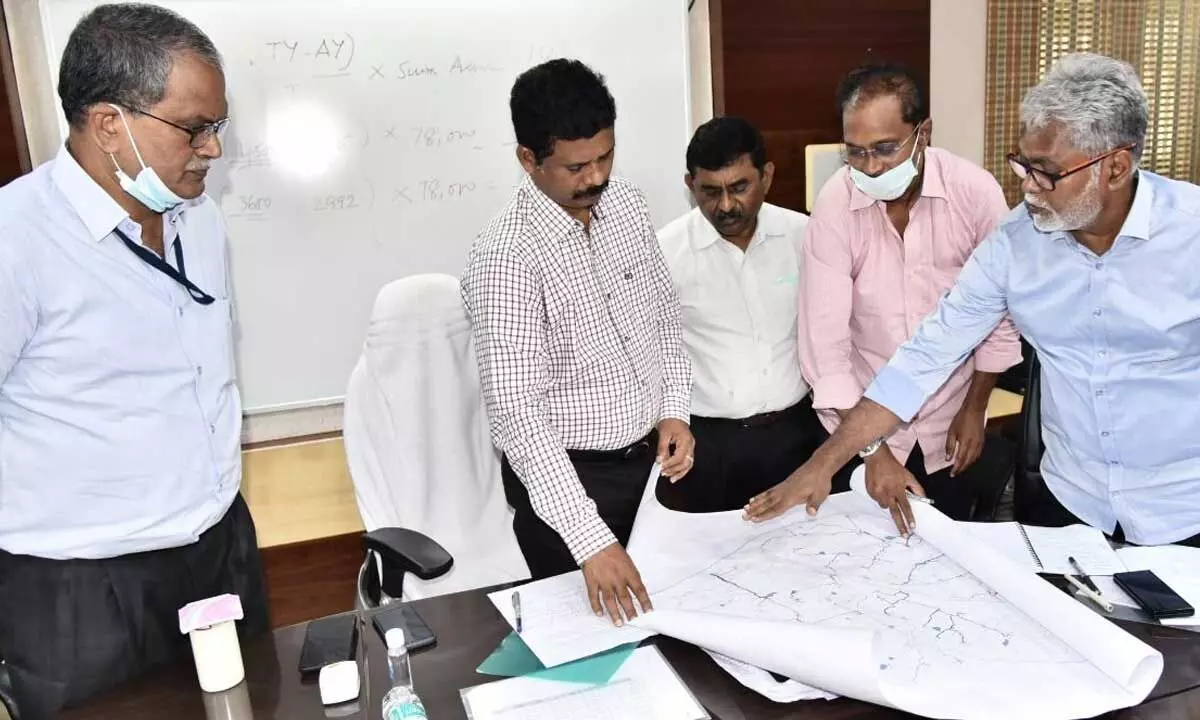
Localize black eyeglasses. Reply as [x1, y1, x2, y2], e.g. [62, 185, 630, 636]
[137, 109, 231, 149]
[1007, 143, 1136, 191]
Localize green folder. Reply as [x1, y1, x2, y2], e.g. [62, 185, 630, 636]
[477, 631, 639, 685]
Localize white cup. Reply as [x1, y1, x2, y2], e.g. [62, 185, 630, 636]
[189, 619, 246, 692]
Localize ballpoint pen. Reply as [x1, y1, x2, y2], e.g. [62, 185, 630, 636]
[512, 591, 523, 633]
[907, 491, 935, 506]
[1068, 556, 1101, 594]
[1066, 573, 1114, 612]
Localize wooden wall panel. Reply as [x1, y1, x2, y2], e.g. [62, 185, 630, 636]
[713, 0, 931, 211]
[0, 4, 29, 184]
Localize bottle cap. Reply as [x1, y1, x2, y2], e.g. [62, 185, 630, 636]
[385, 627, 407, 650]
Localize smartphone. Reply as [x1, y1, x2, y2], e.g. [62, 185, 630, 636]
[371, 603, 437, 652]
[298, 613, 359, 674]
[1113, 570, 1195, 620]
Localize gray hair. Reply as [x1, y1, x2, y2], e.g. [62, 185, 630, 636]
[1019, 52, 1149, 163]
[59, 3, 222, 128]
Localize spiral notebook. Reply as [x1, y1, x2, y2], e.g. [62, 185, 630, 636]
[960, 521, 1127, 576]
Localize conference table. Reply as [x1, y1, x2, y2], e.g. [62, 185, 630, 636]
[59, 577, 1200, 720]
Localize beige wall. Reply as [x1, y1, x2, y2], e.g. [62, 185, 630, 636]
[930, 0, 989, 166]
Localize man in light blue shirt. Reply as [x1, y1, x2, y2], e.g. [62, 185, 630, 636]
[0, 5, 266, 716]
[745, 52, 1200, 547]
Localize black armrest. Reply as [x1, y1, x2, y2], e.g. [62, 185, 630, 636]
[0, 659, 20, 720]
[362, 528, 454, 601]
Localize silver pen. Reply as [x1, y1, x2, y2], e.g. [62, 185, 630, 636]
[512, 591, 523, 633]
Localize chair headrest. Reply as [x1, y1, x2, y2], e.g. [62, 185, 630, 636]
[366, 273, 470, 344]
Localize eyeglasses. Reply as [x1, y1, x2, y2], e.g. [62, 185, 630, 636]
[843, 126, 920, 165]
[137, 109, 231, 149]
[1006, 144, 1136, 192]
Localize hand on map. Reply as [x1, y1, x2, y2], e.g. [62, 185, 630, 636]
[582, 543, 653, 626]
[742, 462, 832, 522]
[656, 418, 695, 482]
[864, 450, 925, 537]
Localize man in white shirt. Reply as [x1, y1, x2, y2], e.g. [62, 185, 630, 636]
[0, 6, 266, 716]
[657, 116, 821, 512]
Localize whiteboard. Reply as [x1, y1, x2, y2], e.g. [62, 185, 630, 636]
[31, 0, 694, 414]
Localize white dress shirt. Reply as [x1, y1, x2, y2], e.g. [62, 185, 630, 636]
[462, 175, 691, 564]
[658, 202, 810, 419]
[0, 145, 241, 560]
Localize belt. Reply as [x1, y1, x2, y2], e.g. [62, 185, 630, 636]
[695, 397, 811, 430]
[566, 431, 658, 463]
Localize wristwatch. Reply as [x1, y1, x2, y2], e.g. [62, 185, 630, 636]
[858, 436, 887, 459]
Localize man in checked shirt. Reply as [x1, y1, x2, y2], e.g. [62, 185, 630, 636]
[462, 59, 695, 626]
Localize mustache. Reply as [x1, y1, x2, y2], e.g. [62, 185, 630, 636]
[715, 209, 744, 224]
[572, 180, 608, 199]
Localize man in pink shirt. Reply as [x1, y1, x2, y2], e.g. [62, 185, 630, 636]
[798, 62, 1022, 520]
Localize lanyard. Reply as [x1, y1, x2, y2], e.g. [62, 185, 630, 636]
[112, 227, 215, 305]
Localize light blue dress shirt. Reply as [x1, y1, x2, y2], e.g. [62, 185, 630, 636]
[0, 146, 241, 560]
[866, 171, 1200, 545]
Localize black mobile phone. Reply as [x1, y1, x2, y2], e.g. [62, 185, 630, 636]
[298, 613, 359, 674]
[1113, 570, 1195, 620]
[371, 603, 437, 652]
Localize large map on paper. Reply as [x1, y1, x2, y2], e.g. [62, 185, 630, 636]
[492, 473, 1164, 720]
[645, 496, 1080, 697]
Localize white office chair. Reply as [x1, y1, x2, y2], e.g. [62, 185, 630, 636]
[805, 143, 845, 212]
[343, 273, 530, 603]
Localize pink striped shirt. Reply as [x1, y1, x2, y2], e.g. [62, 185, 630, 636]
[799, 147, 1022, 472]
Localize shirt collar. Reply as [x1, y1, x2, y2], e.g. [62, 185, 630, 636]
[690, 204, 783, 252]
[50, 143, 192, 243]
[1116, 170, 1152, 241]
[848, 146, 948, 211]
[521, 174, 605, 241]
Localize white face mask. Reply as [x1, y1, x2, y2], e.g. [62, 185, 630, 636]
[848, 128, 923, 202]
[107, 104, 186, 214]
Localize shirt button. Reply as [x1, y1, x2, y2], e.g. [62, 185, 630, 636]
[1093, 309, 1103, 317]
[178, 307, 184, 317]
[209, 424, 216, 435]
[1110, 460, 1119, 466]
[1095, 261, 1103, 269]
[1097, 351, 1106, 358]
[1102, 431, 1110, 437]
[197, 366, 204, 376]
[623, 272, 632, 280]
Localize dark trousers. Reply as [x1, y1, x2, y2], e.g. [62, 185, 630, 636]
[502, 436, 657, 579]
[1024, 484, 1200, 548]
[832, 435, 1015, 521]
[0, 494, 270, 720]
[656, 397, 826, 513]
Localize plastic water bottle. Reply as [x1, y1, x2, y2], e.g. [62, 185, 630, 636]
[381, 627, 428, 719]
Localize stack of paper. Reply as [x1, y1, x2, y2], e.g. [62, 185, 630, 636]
[460, 645, 708, 720]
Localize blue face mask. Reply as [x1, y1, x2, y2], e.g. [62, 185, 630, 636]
[108, 104, 186, 214]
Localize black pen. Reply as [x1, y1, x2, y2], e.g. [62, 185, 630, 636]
[1068, 556, 1101, 594]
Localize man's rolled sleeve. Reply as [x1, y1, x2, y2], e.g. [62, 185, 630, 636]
[799, 213, 864, 411]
